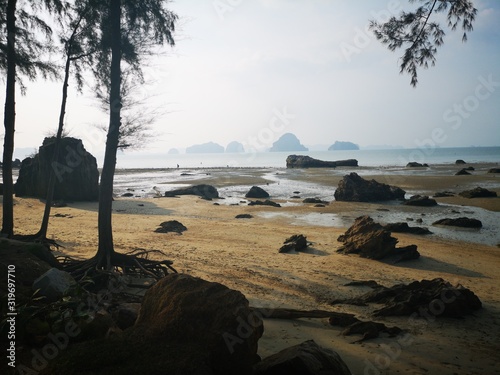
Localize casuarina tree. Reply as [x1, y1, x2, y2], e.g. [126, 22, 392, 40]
[370, 0, 477, 86]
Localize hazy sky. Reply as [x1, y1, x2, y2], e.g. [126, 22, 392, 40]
[3, 0, 500, 162]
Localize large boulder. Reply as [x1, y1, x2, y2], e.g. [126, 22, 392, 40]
[164, 184, 219, 199]
[32, 268, 76, 302]
[15, 137, 99, 201]
[286, 155, 357, 168]
[137, 274, 263, 374]
[245, 186, 270, 198]
[254, 340, 352, 375]
[44, 275, 263, 375]
[337, 216, 419, 261]
[334, 173, 405, 202]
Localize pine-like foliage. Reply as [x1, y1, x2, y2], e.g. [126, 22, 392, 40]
[370, 0, 477, 86]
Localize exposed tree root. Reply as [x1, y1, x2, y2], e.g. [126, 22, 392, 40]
[12, 233, 63, 250]
[60, 248, 177, 282]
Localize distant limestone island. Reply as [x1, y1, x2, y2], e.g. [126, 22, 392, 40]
[270, 133, 308, 152]
[328, 141, 359, 151]
[181, 134, 361, 154]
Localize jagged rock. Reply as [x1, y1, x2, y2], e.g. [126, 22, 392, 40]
[488, 168, 500, 174]
[154, 220, 187, 234]
[121, 192, 134, 197]
[455, 168, 471, 175]
[245, 186, 270, 198]
[15, 137, 99, 201]
[164, 184, 219, 200]
[406, 162, 428, 167]
[286, 155, 358, 168]
[32, 268, 76, 302]
[458, 187, 497, 198]
[434, 191, 455, 198]
[383, 222, 432, 235]
[253, 340, 352, 375]
[248, 199, 281, 207]
[455, 159, 467, 164]
[337, 216, 419, 261]
[333, 278, 482, 318]
[433, 217, 482, 228]
[279, 234, 308, 253]
[403, 195, 438, 206]
[302, 198, 329, 205]
[236, 214, 253, 219]
[334, 173, 405, 202]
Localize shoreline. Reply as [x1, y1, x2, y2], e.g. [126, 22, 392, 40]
[3, 166, 500, 374]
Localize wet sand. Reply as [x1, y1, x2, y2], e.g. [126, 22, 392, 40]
[5, 166, 500, 374]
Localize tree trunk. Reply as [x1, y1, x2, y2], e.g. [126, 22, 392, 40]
[96, 0, 122, 268]
[1, 0, 18, 238]
[37, 17, 84, 239]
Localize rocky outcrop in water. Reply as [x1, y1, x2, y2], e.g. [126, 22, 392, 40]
[15, 137, 99, 201]
[328, 141, 359, 151]
[186, 141, 224, 153]
[403, 195, 438, 206]
[286, 155, 358, 168]
[433, 217, 482, 228]
[458, 187, 497, 198]
[334, 173, 405, 202]
[245, 186, 270, 198]
[164, 184, 219, 200]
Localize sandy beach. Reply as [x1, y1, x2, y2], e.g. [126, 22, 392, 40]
[6, 166, 500, 374]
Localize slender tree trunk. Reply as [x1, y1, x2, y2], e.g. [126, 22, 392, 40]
[2, 0, 18, 238]
[36, 53, 72, 239]
[97, 0, 122, 268]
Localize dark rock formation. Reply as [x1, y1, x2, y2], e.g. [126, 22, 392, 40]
[337, 216, 419, 261]
[433, 217, 482, 228]
[455, 159, 467, 164]
[137, 274, 263, 374]
[253, 340, 352, 375]
[46, 274, 263, 375]
[270, 133, 308, 152]
[383, 222, 432, 235]
[434, 191, 455, 198]
[226, 141, 245, 153]
[164, 184, 219, 200]
[458, 187, 497, 198]
[121, 192, 134, 197]
[303, 198, 329, 205]
[245, 186, 270, 198]
[455, 168, 471, 175]
[279, 234, 308, 253]
[286, 154, 358, 168]
[328, 141, 359, 151]
[406, 162, 429, 167]
[488, 168, 500, 174]
[15, 137, 99, 201]
[111, 302, 141, 330]
[403, 195, 438, 206]
[332, 278, 482, 318]
[236, 214, 253, 219]
[154, 220, 187, 234]
[248, 199, 281, 207]
[334, 173, 405, 202]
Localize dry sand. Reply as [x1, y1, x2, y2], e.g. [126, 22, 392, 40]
[5, 168, 500, 375]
